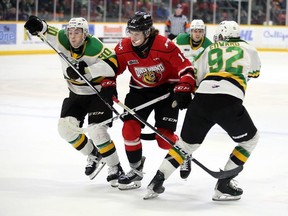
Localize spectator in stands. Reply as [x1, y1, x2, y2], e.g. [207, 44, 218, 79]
[19, 0, 34, 18]
[38, 8, 53, 21]
[271, 0, 283, 25]
[0, 4, 3, 20]
[155, 3, 169, 21]
[5, 6, 16, 20]
[1, 0, 14, 20]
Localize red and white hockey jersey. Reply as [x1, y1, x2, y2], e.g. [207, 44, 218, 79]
[115, 35, 194, 89]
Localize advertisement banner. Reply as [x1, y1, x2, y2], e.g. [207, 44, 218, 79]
[0, 23, 287, 54]
[98, 24, 124, 43]
[262, 28, 288, 47]
[0, 24, 17, 45]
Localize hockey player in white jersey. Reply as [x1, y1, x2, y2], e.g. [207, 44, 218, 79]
[24, 16, 124, 186]
[173, 19, 212, 63]
[145, 20, 261, 201]
[173, 19, 212, 179]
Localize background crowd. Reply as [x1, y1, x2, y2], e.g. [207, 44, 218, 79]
[0, 0, 287, 26]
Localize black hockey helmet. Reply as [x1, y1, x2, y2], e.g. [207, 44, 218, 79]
[127, 11, 153, 32]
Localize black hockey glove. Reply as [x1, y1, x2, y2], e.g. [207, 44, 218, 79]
[100, 78, 117, 105]
[173, 82, 192, 110]
[24, 15, 46, 36]
[66, 61, 88, 80]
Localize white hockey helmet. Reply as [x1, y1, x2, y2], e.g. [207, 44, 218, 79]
[190, 19, 205, 31]
[214, 20, 240, 42]
[190, 19, 205, 38]
[67, 17, 89, 35]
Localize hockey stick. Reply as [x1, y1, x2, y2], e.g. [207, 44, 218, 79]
[140, 100, 179, 140]
[140, 132, 156, 140]
[87, 92, 170, 130]
[112, 97, 243, 179]
[59, 93, 170, 134]
[39, 33, 242, 179]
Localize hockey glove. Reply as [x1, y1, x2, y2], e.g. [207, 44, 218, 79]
[66, 61, 88, 80]
[100, 78, 117, 105]
[24, 15, 47, 36]
[173, 82, 192, 110]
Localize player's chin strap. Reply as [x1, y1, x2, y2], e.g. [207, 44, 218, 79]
[38, 32, 243, 179]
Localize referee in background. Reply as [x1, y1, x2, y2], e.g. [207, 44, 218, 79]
[165, 4, 190, 40]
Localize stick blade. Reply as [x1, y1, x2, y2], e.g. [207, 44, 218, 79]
[216, 166, 244, 179]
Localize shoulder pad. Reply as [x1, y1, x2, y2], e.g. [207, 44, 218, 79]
[58, 29, 70, 50]
[115, 38, 132, 54]
[175, 33, 190, 45]
[85, 36, 106, 56]
[153, 35, 176, 52]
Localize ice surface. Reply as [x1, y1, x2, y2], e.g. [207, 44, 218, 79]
[0, 52, 287, 216]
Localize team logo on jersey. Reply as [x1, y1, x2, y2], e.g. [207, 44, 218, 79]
[135, 63, 164, 84]
[128, 60, 139, 65]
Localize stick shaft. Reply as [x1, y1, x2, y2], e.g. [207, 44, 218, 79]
[89, 93, 170, 127]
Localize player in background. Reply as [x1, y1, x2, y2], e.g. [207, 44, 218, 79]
[114, 11, 196, 190]
[173, 19, 212, 63]
[145, 20, 261, 201]
[24, 16, 124, 187]
[173, 19, 212, 180]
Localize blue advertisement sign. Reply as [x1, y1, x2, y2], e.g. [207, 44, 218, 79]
[263, 29, 288, 41]
[240, 30, 253, 41]
[0, 24, 17, 45]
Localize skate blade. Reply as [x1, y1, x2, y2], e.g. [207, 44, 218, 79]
[109, 180, 119, 188]
[143, 189, 159, 200]
[89, 162, 106, 180]
[118, 181, 141, 190]
[180, 172, 191, 180]
[212, 190, 241, 201]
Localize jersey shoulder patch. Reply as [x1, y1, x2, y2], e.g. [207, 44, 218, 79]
[152, 35, 176, 53]
[203, 37, 213, 48]
[115, 38, 132, 54]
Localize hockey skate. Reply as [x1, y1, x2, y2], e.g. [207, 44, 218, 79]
[85, 149, 106, 180]
[212, 177, 243, 201]
[143, 170, 165, 200]
[180, 155, 191, 179]
[106, 163, 125, 187]
[118, 156, 146, 190]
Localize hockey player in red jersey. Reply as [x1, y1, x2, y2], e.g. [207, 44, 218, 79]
[114, 11, 196, 190]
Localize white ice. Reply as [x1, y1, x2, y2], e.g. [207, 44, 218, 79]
[0, 52, 288, 216]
